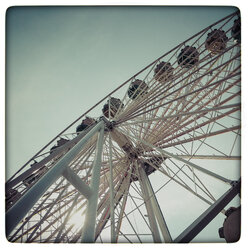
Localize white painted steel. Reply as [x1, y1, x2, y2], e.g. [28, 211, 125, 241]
[81, 123, 105, 242]
[138, 165, 162, 243]
[139, 165, 172, 242]
[62, 166, 92, 199]
[6, 120, 104, 236]
[108, 135, 116, 243]
[6, 11, 241, 243]
[122, 130, 233, 184]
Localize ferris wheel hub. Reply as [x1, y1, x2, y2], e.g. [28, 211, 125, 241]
[99, 116, 116, 130]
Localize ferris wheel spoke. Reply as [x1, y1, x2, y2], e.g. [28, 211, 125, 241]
[169, 121, 240, 164]
[32, 197, 83, 242]
[158, 111, 240, 151]
[162, 169, 215, 206]
[12, 191, 82, 242]
[121, 46, 221, 120]
[120, 102, 239, 127]
[36, 198, 77, 243]
[118, 230, 133, 243]
[149, 156, 218, 208]
[129, 192, 153, 232]
[8, 176, 71, 242]
[120, 129, 233, 184]
[154, 104, 240, 148]
[122, 68, 240, 126]
[53, 194, 81, 242]
[142, 153, 217, 203]
[26, 178, 78, 242]
[161, 125, 240, 152]
[229, 129, 241, 156]
[117, 49, 240, 124]
[114, 182, 131, 242]
[122, 210, 143, 243]
[94, 163, 132, 240]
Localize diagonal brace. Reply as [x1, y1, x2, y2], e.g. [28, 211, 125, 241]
[6, 120, 104, 237]
[62, 166, 92, 199]
[174, 179, 241, 243]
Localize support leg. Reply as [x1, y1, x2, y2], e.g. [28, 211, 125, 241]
[138, 165, 162, 243]
[81, 124, 105, 242]
[108, 135, 116, 243]
[6, 121, 104, 237]
[139, 165, 172, 242]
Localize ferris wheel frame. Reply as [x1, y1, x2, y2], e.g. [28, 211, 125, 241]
[5, 9, 241, 243]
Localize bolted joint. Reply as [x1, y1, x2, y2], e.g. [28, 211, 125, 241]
[230, 180, 239, 187]
[99, 116, 116, 131]
[230, 179, 241, 198]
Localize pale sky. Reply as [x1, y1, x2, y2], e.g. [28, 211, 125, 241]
[6, 6, 237, 178]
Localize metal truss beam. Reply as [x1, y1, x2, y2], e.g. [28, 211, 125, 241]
[174, 179, 241, 243]
[6, 125, 96, 190]
[81, 124, 105, 243]
[139, 165, 172, 242]
[138, 165, 162, 243]
[6, 120, 104, 237]
[62, 166, 92, 199]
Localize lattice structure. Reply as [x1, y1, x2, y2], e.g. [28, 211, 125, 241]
[6, 11, 241, 243]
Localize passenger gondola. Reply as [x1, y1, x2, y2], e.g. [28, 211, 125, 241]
[127, 79, 148, 100]
[205, 29, 228, 54]
[102, 97, 124, 118]
[177, 46, 199, 68]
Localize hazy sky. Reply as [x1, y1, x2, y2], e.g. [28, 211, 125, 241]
[6, 6, 237, 178]
[5, 6, 241, 242]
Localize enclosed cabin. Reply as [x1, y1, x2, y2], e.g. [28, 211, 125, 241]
[131, 155, 166, 182]
[205, 29, 228, 55]
[6, 188, 21, 210]
[102, 97, 124, 118]
[154, 61, 174, 84]
[218, 206, 241, 242]
[231, 17, 241, 44]
[23, 161, 48, 187]
[76, 117, 96, 134]
[177, 46, 199, 68]
[127, 79, 148, 100]
[142, 156, 166, 176]
[50, 137, 69, 154]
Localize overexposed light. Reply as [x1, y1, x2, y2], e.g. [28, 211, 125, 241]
[67, 209, 86, 233]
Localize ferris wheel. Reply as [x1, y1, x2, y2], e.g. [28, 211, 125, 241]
[6, 10, 241, 243]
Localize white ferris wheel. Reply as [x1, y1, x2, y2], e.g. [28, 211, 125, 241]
[6, 10, 241, 243]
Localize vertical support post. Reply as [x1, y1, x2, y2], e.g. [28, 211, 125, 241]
[108, 135, 116, 243]
[138, 165, 162, 243]
[123, 132, 232, 185]
[139, 165, 172, 242]
[81, 123, 105, 243]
